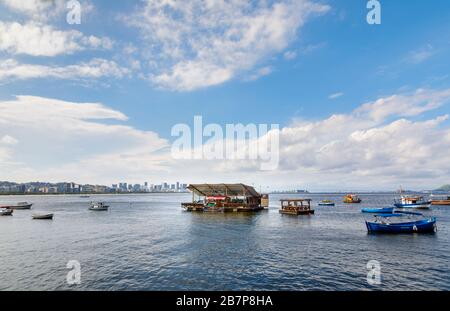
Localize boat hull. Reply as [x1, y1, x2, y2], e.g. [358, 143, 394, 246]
[431, 200, 450, 206]
[366, 218, 437, 234]
[2, 204, 33, 210]
[393, 202, 431, 209]
[318, 203, 335, 206]
[362, 207, 394, 214]
[0, 209, 13, 216]
[279, 209, 315, 215]
[32, 214, 53, 220]
[89, 207, 109, 211]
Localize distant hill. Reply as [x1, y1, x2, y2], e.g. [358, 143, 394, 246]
[435, 184, 450, 192]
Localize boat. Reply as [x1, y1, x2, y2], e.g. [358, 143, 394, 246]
[430, 194, 450, 206]
[279, 199, 314, 215]
[365, 211, 437, 234]
[79, 195, 90, 198]
[361, 207, 394, 214]
[0, 209, 13, 216]
[393, 195, 431, 209]
[181, 184, 268, 212]
[318, 200, 335, 206]
[0, 202, 33, 210]
[32, 213, 53, 220]
[343, 194, 361, 203]
[89, 202, 109, 211]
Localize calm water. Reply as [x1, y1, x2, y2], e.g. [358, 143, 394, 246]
[0, 193, 449, 291]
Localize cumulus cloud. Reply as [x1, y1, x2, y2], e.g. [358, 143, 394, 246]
[0, 58, 129, 81]
[169, 88, 450, 190]
[0, 0, 66, 21]
[0, 96, 168, 183]
[1, 89, 450, 190]
[127, 0, 330, 90]
[0, 21, 113, 56]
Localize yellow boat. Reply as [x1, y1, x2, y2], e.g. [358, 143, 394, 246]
[343, 194, 361, 203]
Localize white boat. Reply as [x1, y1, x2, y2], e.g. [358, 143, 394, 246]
[394, 195, 431, 209]
[89, 202, 109, 211]
[0, 209, 13, 216]
[32, 213, 53, 220]
[0, 202, 33, 210]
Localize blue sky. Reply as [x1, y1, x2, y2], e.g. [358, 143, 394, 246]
[1, 0, 450, 191]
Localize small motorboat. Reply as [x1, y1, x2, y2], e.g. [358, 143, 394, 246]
[89, 202, 109, 211]
[318, 200, 335, 206]
[393, 195, 431, 209]
[0, 202, 33, 210]
[32, 213, 53, 220]
[361, 207, 394, 214]
[343, 194, 361, 203]
[365, 211, 437, 234]
[0, 209, 13, 216]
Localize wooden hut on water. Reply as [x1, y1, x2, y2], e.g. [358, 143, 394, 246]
[181, 184, 269, 212]
[279, 199, 314, 215]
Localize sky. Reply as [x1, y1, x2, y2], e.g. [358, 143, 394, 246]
[1, 0, 450, 191]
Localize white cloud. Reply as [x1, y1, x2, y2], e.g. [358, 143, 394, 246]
[283, 50, 297, 60]
[128, 0, 330, 91]
[2, 89, 450, 190]
[328, 92, 344, 99]
[171, 88, 450, 190]
[0, 21, 113, 56]
[0, 0, 66, 21]
[0, 95, 168, 184]
[405, 45, 434, 64]
[0, 58, 129, 81]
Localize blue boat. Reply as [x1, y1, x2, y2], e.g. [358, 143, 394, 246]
[365, 211, 437, 234]
[361, 207, 394, 214]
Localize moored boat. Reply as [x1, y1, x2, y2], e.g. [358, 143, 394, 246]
[361, 207, 394, 214]
[32, 213, 53, 220]
[0, 202, 33, 210]
[0, 209, 13, 216]
[430, 194, 450, 206]
[89, 202, 109, 211]
[318, 200, 335, 206]
[343, 194, 361, 203]
[279, 199, 314, 215]
[393, 195, 431, 209]
[365, 211, 437, 234]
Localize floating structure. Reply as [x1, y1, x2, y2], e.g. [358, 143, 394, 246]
[343, 194, 361, 204]
[89, 202, 109, 211]
[394, 195, 431, 209]
[0, 209, 13, 216]
[181, 184, 268, 212]
[0, 202, 33, 210]
[279, 199, 314, 215]
[361, 207, 394, 214]
[318, 200, 335, 206]
[430, 194, 450, 206]
[32, 213, 53, 220]
[365, 211, 437, 234]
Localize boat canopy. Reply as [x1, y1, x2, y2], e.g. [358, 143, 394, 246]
[187, 184, 260, 198]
